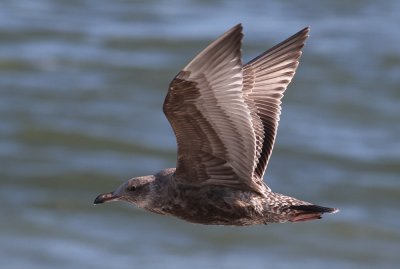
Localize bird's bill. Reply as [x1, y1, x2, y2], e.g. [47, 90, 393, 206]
[94, 191, 119, 204]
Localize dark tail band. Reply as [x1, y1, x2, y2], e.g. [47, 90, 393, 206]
[289, 204, 339, 213]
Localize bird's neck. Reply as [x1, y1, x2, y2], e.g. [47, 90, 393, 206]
[142, 168, 176, 214]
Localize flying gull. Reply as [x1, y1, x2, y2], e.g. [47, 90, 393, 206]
[94, 24, 338, 225]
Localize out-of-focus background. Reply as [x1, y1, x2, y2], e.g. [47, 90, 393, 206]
[1, 0, 399, 268]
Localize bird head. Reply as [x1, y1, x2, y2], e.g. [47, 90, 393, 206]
[94, 175, 155, 208]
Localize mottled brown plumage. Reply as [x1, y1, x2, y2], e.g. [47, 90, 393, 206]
[94, 24, 338, 225]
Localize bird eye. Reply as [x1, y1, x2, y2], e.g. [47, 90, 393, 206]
[128, 186, 136, 191]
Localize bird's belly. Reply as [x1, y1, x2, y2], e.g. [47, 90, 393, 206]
[177, 203, 264, 226]
[154, 189, 266, 226]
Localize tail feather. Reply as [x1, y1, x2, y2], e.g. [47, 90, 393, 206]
[288, 204, 339, 222]
[289, 204, 339, 213]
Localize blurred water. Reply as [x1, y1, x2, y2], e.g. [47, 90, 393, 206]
[1, 0, 400, 268]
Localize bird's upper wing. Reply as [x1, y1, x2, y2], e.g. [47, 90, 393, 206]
[242, 27, 310, 180]
[163, 24, 265, 193]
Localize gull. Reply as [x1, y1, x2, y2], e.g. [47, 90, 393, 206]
[94, 24, 338, 225]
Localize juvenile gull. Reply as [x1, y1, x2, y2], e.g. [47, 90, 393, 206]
[94, 24, 338, 225]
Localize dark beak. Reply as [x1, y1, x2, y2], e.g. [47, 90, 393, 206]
[94, 192, 118, 204]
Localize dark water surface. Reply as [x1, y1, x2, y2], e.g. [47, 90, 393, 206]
[1, 0, 399, 268]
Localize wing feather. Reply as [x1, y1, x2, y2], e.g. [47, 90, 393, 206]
[163, 25, 310, 193]
[164, 24, 264, 193]
[243, 27, 310, 179]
